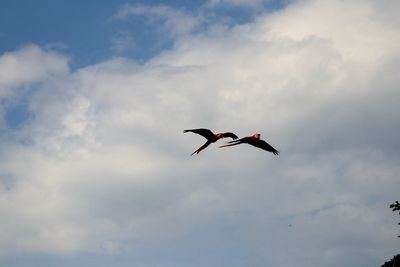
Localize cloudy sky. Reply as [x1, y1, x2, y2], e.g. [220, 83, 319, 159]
[1, 0, 400, 266]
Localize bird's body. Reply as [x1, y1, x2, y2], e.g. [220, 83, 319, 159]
[184, 128, 238, 155]
[219, 133, 279, 155]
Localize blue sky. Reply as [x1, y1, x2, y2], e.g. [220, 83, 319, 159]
[1, 0, 400, 267]
[1, 0, 284, 68]
[0, 0, 203, 67]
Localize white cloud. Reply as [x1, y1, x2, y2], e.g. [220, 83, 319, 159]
[0, 0, 400, 266]
[0, 44, 69, 97]
[261, 0, 400, 64]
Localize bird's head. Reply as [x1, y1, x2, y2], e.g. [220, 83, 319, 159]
[253, 133, 261, 139]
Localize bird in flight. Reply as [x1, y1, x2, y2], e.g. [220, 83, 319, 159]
[184, 128, 238, 155]
[219, 133, 279, 155]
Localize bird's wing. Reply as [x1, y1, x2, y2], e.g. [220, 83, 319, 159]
[183, 128, 215, 140]
[219, 132, 238, 140]
[248, 139, 279, 155]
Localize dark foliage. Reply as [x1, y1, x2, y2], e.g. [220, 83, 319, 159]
[390, 201, 400, 238]
[381, 254, 400, 267]
[381, 201, 400, 267]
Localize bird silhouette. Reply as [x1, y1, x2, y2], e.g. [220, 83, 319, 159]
[184, 128, 238, 155]
[219, 133, 279, 155]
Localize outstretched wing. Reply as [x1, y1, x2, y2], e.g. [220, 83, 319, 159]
[219, 132, 238, 140]
[247, 138, 279, 155]
[183, 128, 215, 140]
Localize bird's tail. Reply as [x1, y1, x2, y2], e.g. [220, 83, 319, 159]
[219, 141, 240, 148]
[183, 129, 190, 133]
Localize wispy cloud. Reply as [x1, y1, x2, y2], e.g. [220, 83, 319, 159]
[206, 0, 267, 9]
[111, 31, 135, 53]
[115, 4, 203, 38]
